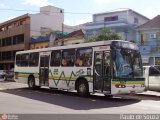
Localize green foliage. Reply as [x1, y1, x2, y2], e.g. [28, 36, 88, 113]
[86, 28, 121, 42]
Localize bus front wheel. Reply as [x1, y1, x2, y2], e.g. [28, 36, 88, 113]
[28, 76, 36, 89]
[77, 80, 89, 97]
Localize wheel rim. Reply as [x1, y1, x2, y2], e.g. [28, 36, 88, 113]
[79, 83, 86, 93]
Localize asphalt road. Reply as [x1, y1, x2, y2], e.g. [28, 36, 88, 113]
[0, 81, 160, 120]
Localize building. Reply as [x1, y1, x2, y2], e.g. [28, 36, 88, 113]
[0, 5, 64, 69]
[137, 15, 160, 65]
[30, 35, 50, 49]
[85, 8, 149, 42]
[54, 29, 85, 46]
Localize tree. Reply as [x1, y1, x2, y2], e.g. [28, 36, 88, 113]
[86, 28, 121, 42]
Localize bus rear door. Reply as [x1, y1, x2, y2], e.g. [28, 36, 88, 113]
[39, 52, 50, 86]
[94, 51, 111, 94]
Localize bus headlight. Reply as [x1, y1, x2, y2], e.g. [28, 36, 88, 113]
[115, 84, 126, 88]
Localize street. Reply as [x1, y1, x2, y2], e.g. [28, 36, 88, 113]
[0, 81, 160, 115]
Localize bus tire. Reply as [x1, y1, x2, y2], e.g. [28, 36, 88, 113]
[3, 76, 7, 81]
[76, 80, 89, 97]
[28, 76, 36, 90]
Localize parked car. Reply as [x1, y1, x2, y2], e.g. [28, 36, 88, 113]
[0, 70, 7, 80]
[143, 65, 160, 91]
[5, 69, 14, 81]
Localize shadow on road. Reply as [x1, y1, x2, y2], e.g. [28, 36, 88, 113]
[0, 87, 141, 110]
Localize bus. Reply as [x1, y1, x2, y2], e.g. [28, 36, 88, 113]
[14, 40, 145, 96]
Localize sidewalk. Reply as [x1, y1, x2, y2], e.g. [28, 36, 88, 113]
[0, 80, 27, 90]
[137, 90, 160, 97]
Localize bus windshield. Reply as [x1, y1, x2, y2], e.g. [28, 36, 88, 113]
[113, 48, 143, 78]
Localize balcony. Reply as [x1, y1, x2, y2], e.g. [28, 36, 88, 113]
[0, 24, 29, 38]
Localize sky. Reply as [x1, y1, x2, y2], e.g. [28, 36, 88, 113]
[0, 0, 160, 26]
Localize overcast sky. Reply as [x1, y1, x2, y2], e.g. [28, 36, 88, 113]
[0, 0, 159, 26]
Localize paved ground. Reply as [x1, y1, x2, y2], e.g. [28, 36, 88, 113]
[0, 80, 160, 120]
[0, 81, 27, 90]
[0, 79, 160, 102]
[0, 80, 160, 97]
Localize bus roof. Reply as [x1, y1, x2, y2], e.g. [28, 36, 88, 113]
[16, 40, 134, 54]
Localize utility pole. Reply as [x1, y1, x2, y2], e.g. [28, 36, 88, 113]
[62, 23, 64, 46]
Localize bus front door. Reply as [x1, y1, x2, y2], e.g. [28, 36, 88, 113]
[94, 51, 111, 94]
[39, 55, 49, 86]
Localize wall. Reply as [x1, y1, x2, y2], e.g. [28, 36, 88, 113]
[55, 38, 85, 46]
[0, 16, 30, 69]
[93, 11, 127, 23]
[30, 6, 64, 37]
[30, 41, 49, 49]
[128, 10, 149, 26]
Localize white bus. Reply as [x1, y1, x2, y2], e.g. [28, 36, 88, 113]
[14, 40, 145, 96]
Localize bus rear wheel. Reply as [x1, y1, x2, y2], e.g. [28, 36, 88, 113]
[3, 76, 7, 81]
[28, 76, 36, 89]
[77, 80, 89, 97]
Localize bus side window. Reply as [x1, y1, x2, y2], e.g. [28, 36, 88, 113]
[50, 50, 61, 66]
[16, 54, 21, 66]
[76, 48, 92, 67]
[29, 52, 39, 67]
[62, 49, 75, 67]
[21, 53, 29, 67]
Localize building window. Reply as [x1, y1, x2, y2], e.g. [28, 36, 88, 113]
[13, 34, 24, 44]
[0, 39, 1, 47]
[134, 17, 139, 24]
[150, 34, 157, 39]
[2, 51, 12, 60]
[104, 16, 118, 22]
[0, 52, 1, 60]
[5, 37, 12, 46]
[141, 34, 144, 45]
[1, 37, 12, 47]
[2, 39, 6, 46]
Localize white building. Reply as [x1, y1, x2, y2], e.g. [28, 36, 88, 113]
[30, 5, 64, 37]
[85, 8, 149, 42]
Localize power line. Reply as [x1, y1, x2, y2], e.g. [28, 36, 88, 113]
[0, 8, 93, 15]
[0, 8, 37, 12]
[0, 8, 149, 16]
